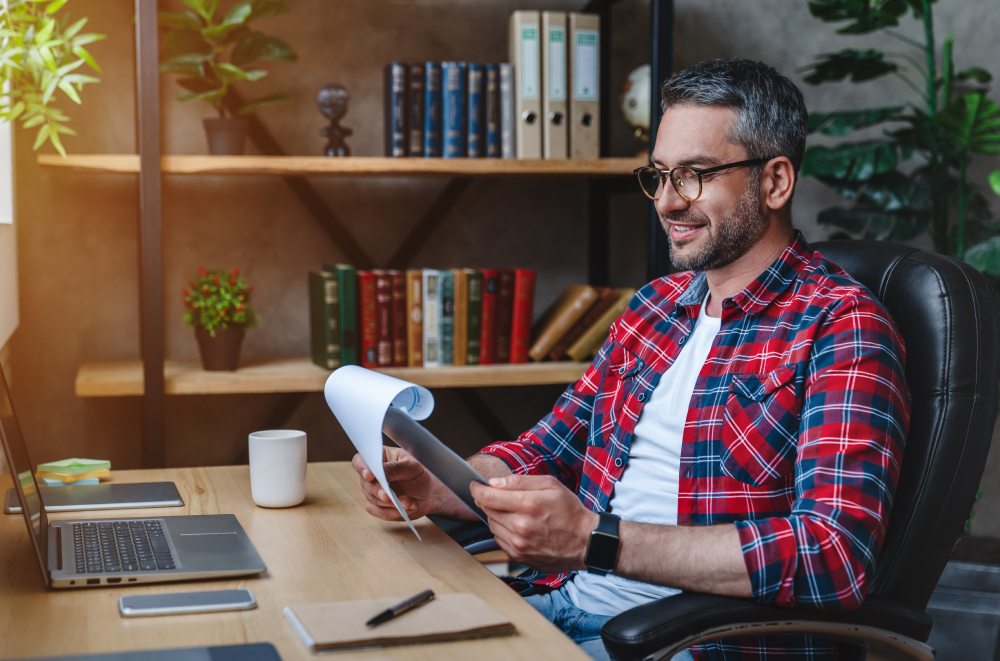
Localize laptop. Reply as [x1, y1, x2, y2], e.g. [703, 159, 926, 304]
[0, 364, 267, 588]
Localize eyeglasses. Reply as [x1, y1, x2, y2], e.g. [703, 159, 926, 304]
[633, 157, 775, 202]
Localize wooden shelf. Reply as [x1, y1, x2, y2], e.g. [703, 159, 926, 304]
[75, 357, 588, 397]
[39, 154, 645, 177]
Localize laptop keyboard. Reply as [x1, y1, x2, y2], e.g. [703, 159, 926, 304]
[73, 520, 176, 574]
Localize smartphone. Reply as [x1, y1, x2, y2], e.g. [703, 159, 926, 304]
[119, 589, 256, 617]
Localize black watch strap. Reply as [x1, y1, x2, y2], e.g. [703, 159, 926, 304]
[584, 512, 621, 576]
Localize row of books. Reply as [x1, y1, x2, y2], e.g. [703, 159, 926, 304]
[529, 285, 636, 363]
[309, 266, 537, 370]
[383, 10, 601, 160]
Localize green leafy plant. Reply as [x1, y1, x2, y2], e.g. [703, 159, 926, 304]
[0, 0, 104, 156]
[800, 0, 1000, 277]
[182, 267, 258, 336]
[158, 0, 296, 118]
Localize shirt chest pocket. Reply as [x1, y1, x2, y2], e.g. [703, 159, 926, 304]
[721, 365, 801, 487]
[593, 344, 644, 445]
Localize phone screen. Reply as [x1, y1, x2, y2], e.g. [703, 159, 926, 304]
[119, 589, 256, 617]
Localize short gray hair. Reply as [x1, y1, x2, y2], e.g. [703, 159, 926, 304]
[660, 59, 808, 175]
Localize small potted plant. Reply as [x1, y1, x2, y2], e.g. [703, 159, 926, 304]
[158, 0, 297, 155]
[183, 268, 258, 371]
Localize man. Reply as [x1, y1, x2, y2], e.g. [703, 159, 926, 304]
[353, 59, 909, 661]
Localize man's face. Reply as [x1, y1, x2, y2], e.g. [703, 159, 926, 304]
[651, 104, 768, 272]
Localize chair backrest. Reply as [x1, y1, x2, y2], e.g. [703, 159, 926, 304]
[814, 240, 1000, 610]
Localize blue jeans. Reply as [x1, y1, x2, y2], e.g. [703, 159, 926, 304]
[525, 586, 694, 661]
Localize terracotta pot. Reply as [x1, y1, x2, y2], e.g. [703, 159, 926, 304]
[195, 326, 245, 371]
[203, 117, 249, 155]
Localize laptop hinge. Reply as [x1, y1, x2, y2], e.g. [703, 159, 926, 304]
[48, 525, 61, 571]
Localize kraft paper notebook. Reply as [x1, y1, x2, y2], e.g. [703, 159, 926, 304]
[283, 593, 516, 652]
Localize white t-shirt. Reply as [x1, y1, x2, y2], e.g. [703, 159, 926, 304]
[565, 295, 721, 616]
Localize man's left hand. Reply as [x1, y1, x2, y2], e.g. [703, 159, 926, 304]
[470, 474, 599, 574]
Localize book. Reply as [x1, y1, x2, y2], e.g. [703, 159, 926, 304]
[422, 269, 441, 368]
[442, 61, 467, 159]
[36, 458, 111, 476]
[528, 284, 599, 362]
[494, 269, 516, 364]
[566, 288, 636, 362]
[484, 63, 501, 158]
[509, 268, 536, 363]
[466, 269, 483, 365]
[548, 286, 615, 361]
[478, 268, 499, 365]
[509, 11, 542, 158]
[390, 270, 408, 366]
[374, 270, 393, 367]
[452, 269, 469, 366]
[542, 11, 569, 159]
[405, 269, 423, 366]
[440, 270, 455, 365]
[500, 63, 516, 159]
[384, 62, 408, 157]
[283, 593, 515, 653]
[356, 271, 378, 368]
[466, 63, 484, 158]
[36, 469, 110, 483]
[568, 13, 600, 158]
[423, 62, 442, 157]
[408, 62, 425, 157]
[325, 264, 357, 366]
[308, 271, 340, 370]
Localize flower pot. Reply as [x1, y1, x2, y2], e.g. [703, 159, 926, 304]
[203, 117, 249, 155]
[195, 326, 245, 371]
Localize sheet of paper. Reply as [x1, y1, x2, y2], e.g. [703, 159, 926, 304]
[324, 366, 435, 539]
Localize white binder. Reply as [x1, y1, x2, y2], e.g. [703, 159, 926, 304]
[508, 10, 541, 159]
[541, 11, 568, 159]
[568, 12, 600, 159]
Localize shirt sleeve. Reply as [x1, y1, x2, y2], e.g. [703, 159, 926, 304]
[478, 327, 617, 493]
[735, 295, 910, 611]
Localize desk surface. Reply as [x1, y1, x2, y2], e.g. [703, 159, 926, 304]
[0, 463, 589, 661]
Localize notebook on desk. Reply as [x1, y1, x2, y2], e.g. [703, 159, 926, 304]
[283, 593, 516, 652]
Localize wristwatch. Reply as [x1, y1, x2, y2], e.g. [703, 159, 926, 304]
[584, 512, 621, 575]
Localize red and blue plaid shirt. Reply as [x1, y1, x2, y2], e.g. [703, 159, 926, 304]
[481, 234, 910, 660]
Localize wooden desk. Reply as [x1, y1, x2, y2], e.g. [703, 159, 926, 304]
[0, 464, 589, 661]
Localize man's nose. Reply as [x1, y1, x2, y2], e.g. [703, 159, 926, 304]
[653, 178, 690, 218]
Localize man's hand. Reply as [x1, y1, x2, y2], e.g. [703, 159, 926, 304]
[471, 474, 599, 574]
[352, 447, 446, 521]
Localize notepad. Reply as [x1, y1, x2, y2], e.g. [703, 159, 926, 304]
[283, 593, 516, 652]
[37, 458, 111, 475]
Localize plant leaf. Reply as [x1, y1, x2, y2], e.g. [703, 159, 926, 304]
[176, 88, 226, 104]
[157, 11, 202, 31]
[807, 106, 906, 136]
[941, 32, 954, 107]
[940, 92, 1000, 155]
[806, 0, 910, 34]
[801, 140, 900, 181]
[989, 170, 1000, 198]
[176, 77, 217, 94]
[159, 29, 212, 65]
[247, 0, 292, 22]
[64, 17, 87, 39]
[180, 0, 213, 22]
[58, 79, 81, 103]
[72, 45, 100, 72]
[801, 49, 899, 86]
[965, 237, 1000, 277]
[55, 57, 84, 76]
[236, 92, 291, 115]
[956, 67, 993, 84]
[230, 32, 296, 65]
[222, 2, 253, 25]
[818, 205, 932, 242]
[817, 170, 932, 210]
[32, 123, 51, 150]
[45, 0, 69, 14]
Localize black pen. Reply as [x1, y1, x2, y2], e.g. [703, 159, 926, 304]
[366, 589, 436, 627]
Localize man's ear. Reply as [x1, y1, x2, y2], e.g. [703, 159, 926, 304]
[760, 157, 795, 212]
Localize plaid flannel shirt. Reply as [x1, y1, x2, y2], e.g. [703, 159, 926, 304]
[481, 234, 910, 660]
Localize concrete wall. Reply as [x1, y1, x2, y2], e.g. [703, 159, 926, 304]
[7, 0, 1000, 533]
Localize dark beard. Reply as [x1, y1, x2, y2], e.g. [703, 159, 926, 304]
[665, 178, 768, 272]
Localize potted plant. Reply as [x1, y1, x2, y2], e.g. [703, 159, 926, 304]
[183, 267, 258, 371]
[0, 0, 105, 156]
[158, 0, 297, 155]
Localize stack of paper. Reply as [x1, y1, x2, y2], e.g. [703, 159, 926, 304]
[36, 458, 110, 487]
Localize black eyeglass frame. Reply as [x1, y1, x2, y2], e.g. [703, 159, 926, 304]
[633, 156, 776, 202]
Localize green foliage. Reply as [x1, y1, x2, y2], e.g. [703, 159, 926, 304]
[801, 49, 899, 85]
[0, 0, 104, 156]
[158, 0, 296, 118]
[182, 267, 258, 335]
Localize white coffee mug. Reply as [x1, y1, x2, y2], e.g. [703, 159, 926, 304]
[249, 429, 307, 508]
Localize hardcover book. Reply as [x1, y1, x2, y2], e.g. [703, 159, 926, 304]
[384, 62, 408, 157]
[500, 63, 516, 159]
[548, 286, 615, 361]
[442, 61, 467, 159]
[494, 269, 516, 364]
[452, 269, 469, 366]
[309, 271, 340, 370]
[509, 269, 536, 363]
[484, 63, 501, 158]
[390, 270, 408, 366]
[405, 270, 423, 366]
[529, 284, 599, 362]
[408, 63, 425, 157]
[440, 270, 455, 365]
[357, 270, 378, 368]
[478, 268, 499, 365]
[466, 63, 485, 158]
[325, 264, 357, 366]
[466, 269, 483, 365]
[374, 270, 393, 367]
[424, 62, 442, 157]
[566, 288, 636, 362]
[422, 269, 442, 368]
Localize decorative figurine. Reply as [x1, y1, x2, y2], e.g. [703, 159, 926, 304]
[318, 84, 352, 157]
[619, 64, 651, 147]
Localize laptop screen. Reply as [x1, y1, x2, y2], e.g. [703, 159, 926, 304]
[0, 363, 49, 586]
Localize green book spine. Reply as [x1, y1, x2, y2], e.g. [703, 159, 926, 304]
[466, 270, 483, 365]
[309, 272, 339, 369]
[440, 270, 454, 365]
[331, 264, 358, 366]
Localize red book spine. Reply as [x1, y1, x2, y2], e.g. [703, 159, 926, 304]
[374, 270, 393, 367]
[357, 271, 378, 368]
[478, 269, 499, 365]
[390, 270, 408, 367]
[494, 269, 516, 364]
[509, 269, 536, 363]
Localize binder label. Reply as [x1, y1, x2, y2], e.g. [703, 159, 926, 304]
[573, 30, 599, 101]
[548, 27, 566, 101]
[520, 25, 540, 100]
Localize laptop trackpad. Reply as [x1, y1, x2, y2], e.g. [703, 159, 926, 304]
[176, 532, 246, 568]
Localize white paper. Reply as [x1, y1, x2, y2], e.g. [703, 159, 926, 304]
[324, 366, 435, 539]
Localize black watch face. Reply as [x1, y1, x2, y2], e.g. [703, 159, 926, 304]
[586, 531, 619, 573]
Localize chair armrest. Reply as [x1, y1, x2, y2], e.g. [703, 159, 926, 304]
[601, 593, 933, 661]
[427, 514, 497, 554]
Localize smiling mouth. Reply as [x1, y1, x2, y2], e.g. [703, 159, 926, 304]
[668, 222, 707, 242]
